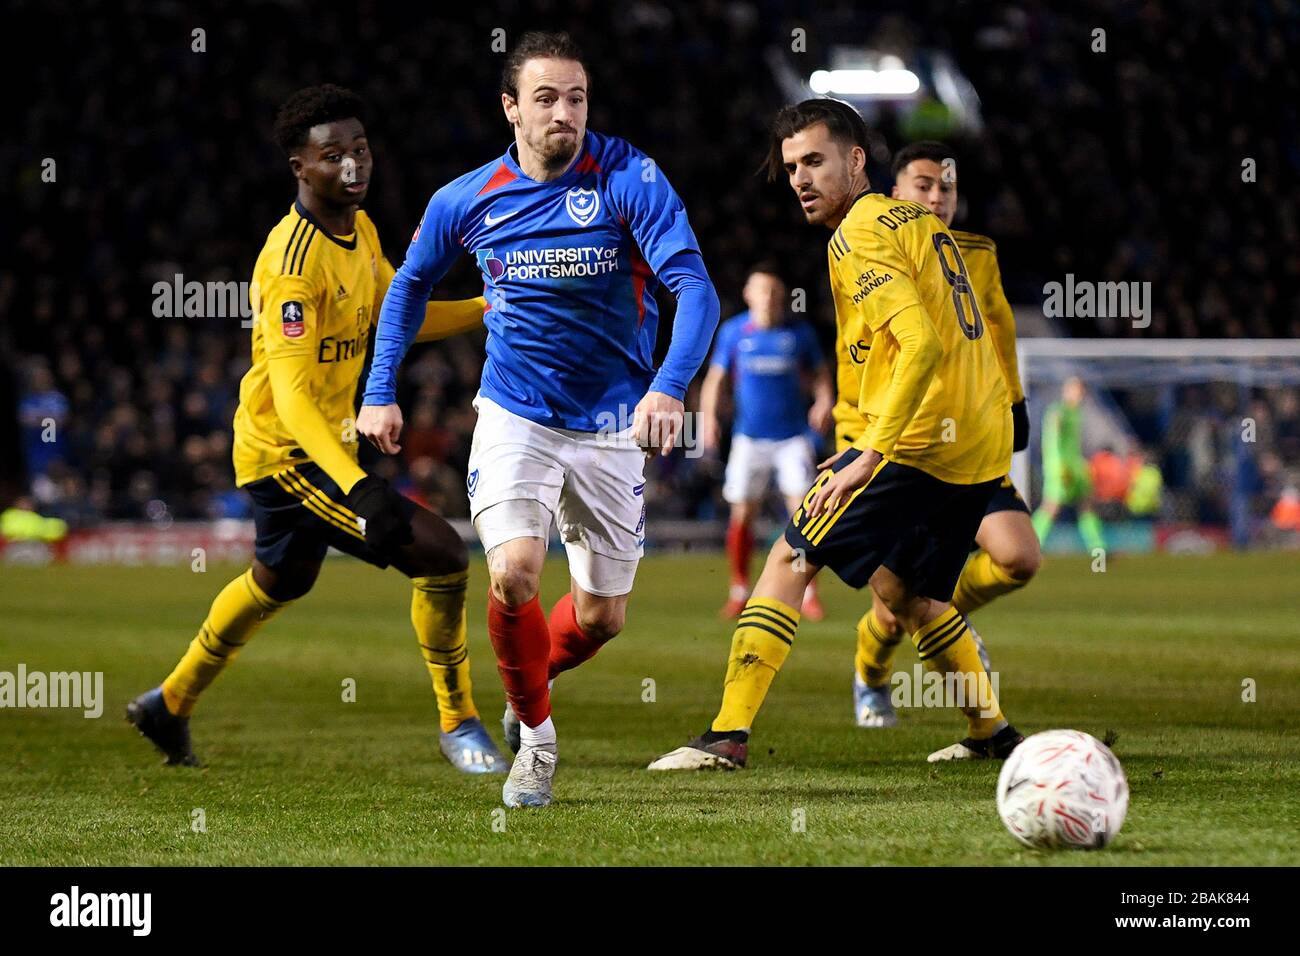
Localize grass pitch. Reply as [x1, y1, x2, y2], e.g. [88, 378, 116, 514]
[1, 551, 1297, 866]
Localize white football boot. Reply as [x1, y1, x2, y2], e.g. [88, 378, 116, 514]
[502, 743, 557, 808]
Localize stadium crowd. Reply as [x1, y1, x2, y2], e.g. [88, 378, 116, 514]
[4, 1, 1298, 538]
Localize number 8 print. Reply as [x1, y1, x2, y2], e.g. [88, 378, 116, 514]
[933, 232, 983, 340]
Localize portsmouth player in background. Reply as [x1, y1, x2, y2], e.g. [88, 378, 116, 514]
[649, 99, 1022, 772]
[126, 86, 505, 774]
[358, 33, 720, 807]
[851, 142, 1041, 742]
[700, 263, 833, 620]
[1032, 376, 1107, 553]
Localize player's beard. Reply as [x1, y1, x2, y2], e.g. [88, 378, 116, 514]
[809, 169, 855, 226]
[532, 126, 581, 172]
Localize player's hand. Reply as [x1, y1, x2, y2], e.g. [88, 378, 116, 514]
[1011, 400, 1030, 452]
[633, 391, 685, 457]
[816, 448, 847, 471]
[700, 415, 721, 453]
[357, 404, 404, 455]
[345, 475, 414, 553]
[807, 448, 883, 519]
[808, 399, 833, 435]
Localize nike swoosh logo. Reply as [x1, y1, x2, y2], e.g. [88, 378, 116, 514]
[484, 209, 518, 226]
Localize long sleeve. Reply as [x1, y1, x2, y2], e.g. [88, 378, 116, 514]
[415, 297, 487, 343]
[267, 350, 366, 493]
[362, 188, 465, 405]
[1040, 404, 1062, 472]
[853, 304, 944, 457]
[648, 250, 721, 399]
[981, 254, 1024, 403]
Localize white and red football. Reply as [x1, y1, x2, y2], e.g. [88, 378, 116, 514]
[996, 730, 1129, 849]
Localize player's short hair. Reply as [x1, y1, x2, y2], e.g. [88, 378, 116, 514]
[763, 98, 869, 182]
[747, 260, 784, 282]
[273, 84, 367, 156]
[891, 140, 957, 178]
[501, 31, 588, 101]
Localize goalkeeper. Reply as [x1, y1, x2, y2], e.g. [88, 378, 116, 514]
[1031, 377, 1107, 553]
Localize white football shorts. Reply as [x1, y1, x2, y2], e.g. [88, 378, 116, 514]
[466, 394, 646, 597]
[722, 433, 817, 504]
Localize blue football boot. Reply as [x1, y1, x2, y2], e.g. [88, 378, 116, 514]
[439, 717, 507, 774]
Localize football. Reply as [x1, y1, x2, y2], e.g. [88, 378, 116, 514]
[996, 730, 1129, 849]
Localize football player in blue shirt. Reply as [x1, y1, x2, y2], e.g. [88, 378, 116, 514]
[358, 32, 719, 808]
[699, 263, 833, 620]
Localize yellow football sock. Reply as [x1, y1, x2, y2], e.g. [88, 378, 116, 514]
[412, 571, 478, 733]
[854, 606, 903, 687]
[711, 596, 800, 733]
[912, 605, 1006, 739]
[952, 550, 1025, 616]
[162, 568, 287, 717]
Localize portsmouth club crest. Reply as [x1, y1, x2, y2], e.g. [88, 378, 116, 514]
[565, 187, 600, 227]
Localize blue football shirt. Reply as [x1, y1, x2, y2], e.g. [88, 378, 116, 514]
[365, 130, 704, 432]
[710, 313, 824, 440]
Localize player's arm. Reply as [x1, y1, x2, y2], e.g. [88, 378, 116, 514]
[636, 251, 719, 456]
[799, 324, 834, 433]
[809, 366, 834, 433]
[372, 245, 486, 344]
[980, 250, 1029, 450]
[809, 224, 943, 517]
[854, 305, 943, 457]
[1040, 404, 1063, 474]
[259, 275, 367, 494]
[650, 251, 722, 404]
[851, 224, 944, 457]
[359, 188, 464, 453]
[415, 297, 487, 342]
[609, 149, 721, 455]
[698, 318, 737, 453]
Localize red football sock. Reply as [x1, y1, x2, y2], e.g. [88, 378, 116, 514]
[547, 592, 610, 680]
[486, 590, 551, 727]
[726, 518, 754, 587]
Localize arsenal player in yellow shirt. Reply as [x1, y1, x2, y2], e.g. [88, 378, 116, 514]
[851, 141, 1041, 745]
[127, 86, 504, 773]
[649, 100, 1022, 771]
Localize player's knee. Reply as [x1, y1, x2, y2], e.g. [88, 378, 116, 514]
[871, 603, 903, 638]
[871, 576, 909, 617]
[490, 565, 541, 607]
[404, 511, 469, 577]
[999, 547, 1041, 582]
[254, 560, 317, 602]
[576, 602, 624, 641]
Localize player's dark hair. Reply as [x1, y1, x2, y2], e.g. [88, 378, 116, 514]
[748, 260, 784, 282]
[891, 140, 957, 178]
[273, 84, 367, 156]
[763, 98, 869, 182]
[501, 31, 588, 101]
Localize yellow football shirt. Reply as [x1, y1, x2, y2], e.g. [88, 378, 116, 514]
[232, 202, 391, 489]
[949, 229, 1023, 404]
[835, 225, 1022, 447]
[826, 194, 1010, 485]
